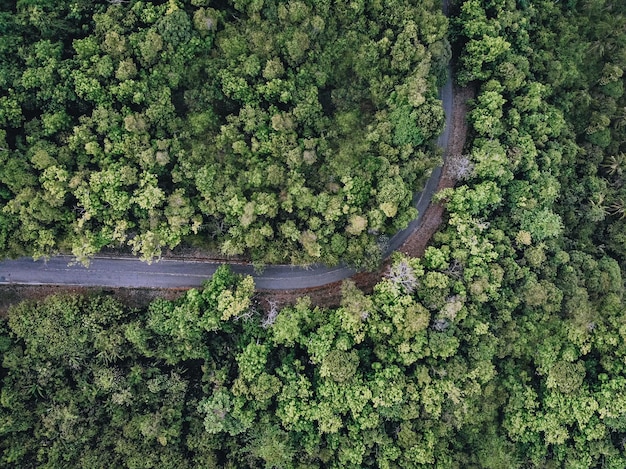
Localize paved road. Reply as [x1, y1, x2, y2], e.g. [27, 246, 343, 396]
[0, 71, 453, 291]
[0, 255, 354, 290]
[385, 75, 452, 256]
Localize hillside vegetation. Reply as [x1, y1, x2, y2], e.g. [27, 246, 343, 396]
[2, 0, 626, 467]
[0, 0, 447, 267]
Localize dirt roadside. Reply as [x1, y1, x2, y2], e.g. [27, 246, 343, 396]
[255, 84, 475, 310]
[0, 85, 473, 316]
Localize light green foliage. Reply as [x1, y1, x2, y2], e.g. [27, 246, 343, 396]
[441, 181, 502, 216]
[320, 349, 360, 383]
[470, 138, 514, 183]
[0, 257, 492, 468]
[446, 0, 626, 466]
[270, 298, 315, 346]
[0, 0, 446, 268]
[470, 89, 506, 137]
[2, 0, 626, 468]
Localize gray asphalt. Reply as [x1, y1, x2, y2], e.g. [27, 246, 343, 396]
[0, 255, 354, 290]
[385, 75, 452, 256]
[0, 71, 453, 291]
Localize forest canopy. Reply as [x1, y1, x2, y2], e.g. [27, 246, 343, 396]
[3, 0, 626, 467]
[0, 0, 449, 267]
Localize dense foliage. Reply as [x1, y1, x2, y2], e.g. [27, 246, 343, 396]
[0, 248, 625, 468]
[0, 266, 488, 468]
[0, 0, 448, 267]
[2, 0, 626, 467]
[445, 0, 626, 465]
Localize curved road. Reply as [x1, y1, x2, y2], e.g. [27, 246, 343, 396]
[0, 73, 454, 291]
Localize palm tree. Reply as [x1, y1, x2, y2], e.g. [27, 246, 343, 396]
[608, 198, 626, 219]
[601, 153, 626, 178]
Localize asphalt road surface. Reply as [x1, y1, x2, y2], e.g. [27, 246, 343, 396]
[0, 71, 454, 291]
[0, 255, 354, 290]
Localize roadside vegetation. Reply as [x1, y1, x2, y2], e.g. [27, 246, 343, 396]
[2, 0, 626, 467]
[0, 0, 447, 268]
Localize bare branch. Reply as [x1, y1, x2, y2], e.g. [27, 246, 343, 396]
[445, 153, 474, 181]
[444, 259, 463, 279]
[432, 318, 450, 332]
[385, 260, 418, 294]
[261, 300, 279, 328]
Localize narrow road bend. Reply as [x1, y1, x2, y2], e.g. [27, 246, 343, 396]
[0, 64, 455, 291]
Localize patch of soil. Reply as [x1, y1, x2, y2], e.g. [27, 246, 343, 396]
[397, 84, 474, 258]
[256, 84, 476, 310]
[0, 85, 474, 315]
